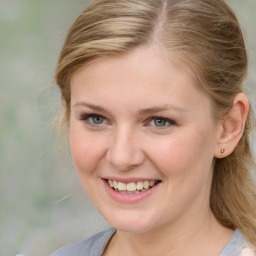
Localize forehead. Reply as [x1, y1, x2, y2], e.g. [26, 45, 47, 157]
[70, 46, 211, 113]
[71, 46, 195, 89]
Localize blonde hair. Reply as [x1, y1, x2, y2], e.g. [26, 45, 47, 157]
[55, 0, 256, 245]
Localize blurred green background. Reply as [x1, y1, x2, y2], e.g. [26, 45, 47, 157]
[0, 0, 255, 255]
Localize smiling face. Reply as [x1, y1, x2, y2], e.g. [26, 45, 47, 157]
[69, 47, 222, 233]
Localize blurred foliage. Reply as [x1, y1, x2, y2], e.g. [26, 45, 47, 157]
[0, 0, 255, 255]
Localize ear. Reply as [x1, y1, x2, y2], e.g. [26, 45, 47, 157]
[214, 93, 249, 158]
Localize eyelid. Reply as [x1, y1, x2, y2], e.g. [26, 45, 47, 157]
[147, 116, 176, 127]
[79, 113, 104, 120]
[79, 113, 109, 127]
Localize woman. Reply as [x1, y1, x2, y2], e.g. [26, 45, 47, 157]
[51, 0, 256, 255]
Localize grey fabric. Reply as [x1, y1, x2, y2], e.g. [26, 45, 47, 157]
[51, 228, 115, 256]
[51, 228, 252, 256]
[219, 230, 253, 256]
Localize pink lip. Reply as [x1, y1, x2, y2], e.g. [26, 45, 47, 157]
[102, 179, 161, 204]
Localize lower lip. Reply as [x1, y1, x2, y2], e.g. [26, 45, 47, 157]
[103, 179, 161, 203]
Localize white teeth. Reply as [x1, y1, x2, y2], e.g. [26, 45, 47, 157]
[143, 181, 149, 189]
[136, 181, 144, 190]
[149, 180, 156, 187]
[108, 180, 114, 187]
[127, 182, 136, 192]
[107, 179, 159, 193]
[118, 182, 127, 191]
[113, 180, 118, 189]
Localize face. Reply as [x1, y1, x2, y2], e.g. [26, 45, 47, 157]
[69, 47, 221, 234]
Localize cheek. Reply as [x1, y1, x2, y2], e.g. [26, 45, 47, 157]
[148, 130, 216, 218]
[148, 128, 215, 180]
[70, 126, 106, 175]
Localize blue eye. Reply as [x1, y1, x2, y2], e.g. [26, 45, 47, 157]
[89, 115, 105, 124]
[80, 114, 107, 125]
[149, 117, 175, 128]
[152, 118, 167, 127]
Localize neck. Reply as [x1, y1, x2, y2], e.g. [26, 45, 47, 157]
[105, 210, 233, 256]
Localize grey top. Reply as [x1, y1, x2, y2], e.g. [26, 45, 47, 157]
[51, 228, 254, 256]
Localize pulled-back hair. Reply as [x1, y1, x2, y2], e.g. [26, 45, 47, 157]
[55, 0, 256, 245]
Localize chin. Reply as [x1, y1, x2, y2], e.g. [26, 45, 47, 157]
[100, 208, 161, 234]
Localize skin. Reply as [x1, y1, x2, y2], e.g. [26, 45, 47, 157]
[69, 46, 245, 255]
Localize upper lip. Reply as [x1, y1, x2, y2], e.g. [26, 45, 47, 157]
[102, 177, 161, 183]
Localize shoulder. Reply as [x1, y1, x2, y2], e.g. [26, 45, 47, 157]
[220, 230, 255, 256]
[50, 228, 115, 256]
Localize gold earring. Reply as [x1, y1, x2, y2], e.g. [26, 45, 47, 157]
[221, 148, 225, 154]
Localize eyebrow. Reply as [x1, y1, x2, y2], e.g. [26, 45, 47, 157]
[138, 105, 186, 115]
[73, 102, 106, 112]
[72, 102, 187, 114]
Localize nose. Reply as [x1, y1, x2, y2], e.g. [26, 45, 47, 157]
[106, 126, 145, 171]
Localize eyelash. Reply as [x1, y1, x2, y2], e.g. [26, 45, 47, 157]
[147, 116, 176, 128]
[79, 114, 108, 127]
[79, 114, 176, 129]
